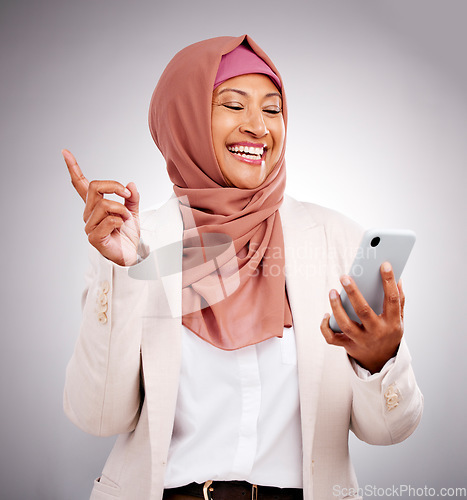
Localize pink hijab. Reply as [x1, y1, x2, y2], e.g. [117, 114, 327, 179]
[148, 35, 292, 350]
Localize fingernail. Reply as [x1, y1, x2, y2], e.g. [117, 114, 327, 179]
[382, 262, 392, 272]
[323, 313, 330, 321]
[124, 188, 131, 197]
[330, 290, 339, 300]
[341, 275, 351, 287]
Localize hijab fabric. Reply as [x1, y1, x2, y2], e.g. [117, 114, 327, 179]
[148, 35, 292, 350]
[213, 43, 281, 90]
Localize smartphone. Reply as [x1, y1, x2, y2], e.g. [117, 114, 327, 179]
[329, 229, 416, 333]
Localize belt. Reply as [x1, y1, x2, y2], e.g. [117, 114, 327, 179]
[163, 480, 303, 500]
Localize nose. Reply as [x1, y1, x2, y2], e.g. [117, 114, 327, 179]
[239, 108, 269, 137]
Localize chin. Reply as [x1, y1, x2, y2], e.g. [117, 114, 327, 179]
[227, 166, 272, 189]
[230, 175, 267, 189]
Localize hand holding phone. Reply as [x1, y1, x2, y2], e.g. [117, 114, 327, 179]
[329, 229, 416, 333]
[321, 229, 415, 373]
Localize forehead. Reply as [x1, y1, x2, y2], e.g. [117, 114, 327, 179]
[213, 74, 281, 99]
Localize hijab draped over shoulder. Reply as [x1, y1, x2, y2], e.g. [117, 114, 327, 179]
[148, 35, 292, 350]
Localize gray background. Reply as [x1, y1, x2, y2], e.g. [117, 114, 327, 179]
[1, 0, 466, 498]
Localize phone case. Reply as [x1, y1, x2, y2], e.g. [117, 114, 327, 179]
[329, 228, 416, 333]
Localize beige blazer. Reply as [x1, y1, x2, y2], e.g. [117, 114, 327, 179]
[64, 195, 423, 500]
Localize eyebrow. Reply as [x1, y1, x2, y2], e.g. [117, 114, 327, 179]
[217, 88, 282, 99]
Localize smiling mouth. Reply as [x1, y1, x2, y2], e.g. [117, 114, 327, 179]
[227, 144, 266, 163]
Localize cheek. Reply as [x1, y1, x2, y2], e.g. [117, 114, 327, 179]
[272, 122, 285, 157]
[211, 109, 237, 141]
[211, 122, 230, 159]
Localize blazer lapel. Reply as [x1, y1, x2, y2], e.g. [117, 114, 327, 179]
[280, 196, 327, 494]
[130, 196, 184, 499]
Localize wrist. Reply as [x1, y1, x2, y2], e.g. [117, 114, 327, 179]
[353, 344, 400, 374]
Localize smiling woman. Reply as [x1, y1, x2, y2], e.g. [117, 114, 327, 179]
[63, 34, 423, 500]
[212, 74, 285, 189]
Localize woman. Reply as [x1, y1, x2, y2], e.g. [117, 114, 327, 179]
[63, 35, 423, 500]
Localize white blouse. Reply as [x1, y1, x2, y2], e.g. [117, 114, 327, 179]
[164, 326, 303, 489]
[163, 325, 394, 489]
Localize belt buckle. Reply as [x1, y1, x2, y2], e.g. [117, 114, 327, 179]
[203, 480, 213, 500]
[203, 480, 258, 500]
[252, 484, 258, 500]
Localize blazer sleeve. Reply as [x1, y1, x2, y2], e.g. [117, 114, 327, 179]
[315, 203, 423, 445]
[349, 337, 424, 445]
[63, 245, 147, 437]
[317, 201, 424, 446]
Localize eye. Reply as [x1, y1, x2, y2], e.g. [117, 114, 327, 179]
[223, 104, 244, 111]
[263, 107, 282, 115]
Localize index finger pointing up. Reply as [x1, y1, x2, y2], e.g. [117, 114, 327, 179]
[62, 149, 89, 202]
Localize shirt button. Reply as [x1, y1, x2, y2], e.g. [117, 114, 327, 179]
[101, 281, 110, 293]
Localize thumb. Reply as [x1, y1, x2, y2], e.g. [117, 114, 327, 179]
[124, 182, 140, 216]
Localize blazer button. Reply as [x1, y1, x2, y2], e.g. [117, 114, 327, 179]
[384, 383, 400, 411]
[97, 312, 108, 325]
[101, 281, 110, 293]
[98, 292, 108, 306]
[96, 302, 108, 314]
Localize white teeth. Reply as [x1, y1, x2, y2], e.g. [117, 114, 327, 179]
[228, 145, 264, 156]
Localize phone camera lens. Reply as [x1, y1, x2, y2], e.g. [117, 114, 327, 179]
[370, 237, 380, 247]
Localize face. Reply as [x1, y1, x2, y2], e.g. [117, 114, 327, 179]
[211, 74, 285, 189]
